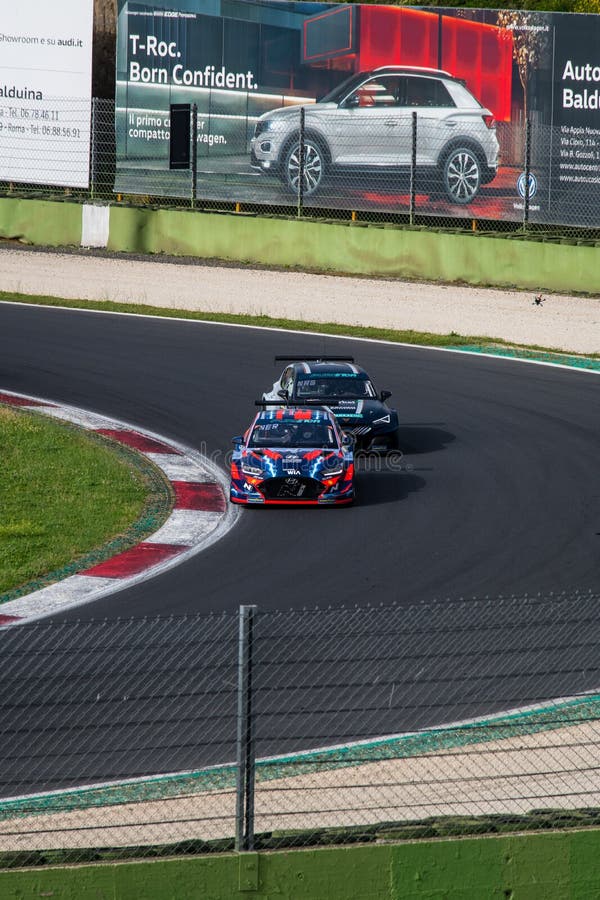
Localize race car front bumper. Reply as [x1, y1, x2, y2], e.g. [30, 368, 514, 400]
[230, 474, 354, 505]
[343, 426, 400, 452]
[230, 494, 353, 506]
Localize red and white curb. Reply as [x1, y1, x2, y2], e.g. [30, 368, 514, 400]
[0, 389, 239, 625]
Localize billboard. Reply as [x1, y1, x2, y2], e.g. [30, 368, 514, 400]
[115, 1, 600, 228]
[0, 0, 94, 189]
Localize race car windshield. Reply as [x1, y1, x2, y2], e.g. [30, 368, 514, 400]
[249, 421, 338, 448]
[295, 374, 376, 399]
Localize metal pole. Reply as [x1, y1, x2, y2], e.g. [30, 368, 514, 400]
[409, 111, 417, 225]
[191, 103, 198, 209]
[89, 97, 96, 201]
[235, 605, 257, 852]
[297, 107, 305, 219]
[523, 118, 531, 227]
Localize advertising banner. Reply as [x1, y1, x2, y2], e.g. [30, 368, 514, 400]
[115, 1, 600, 228]
[0, 0, 94, 189]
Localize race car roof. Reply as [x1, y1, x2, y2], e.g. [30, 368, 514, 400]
[293, 361, 367, 376]
[256, 407, 333, 423]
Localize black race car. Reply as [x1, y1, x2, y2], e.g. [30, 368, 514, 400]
[262, 356, 400, 452]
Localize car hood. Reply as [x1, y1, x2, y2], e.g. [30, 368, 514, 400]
[328, 399, 394, 426]
[259, 102, 338, 123]
[243, 448, 344, 478]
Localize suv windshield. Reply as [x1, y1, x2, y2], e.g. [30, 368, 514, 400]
[295, 374, 376, 399]
[249, 421, 338, 448]
[319, 71, 375, 105]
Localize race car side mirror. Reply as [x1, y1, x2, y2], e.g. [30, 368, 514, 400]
[380, 390, 392, 402]
[278, 389, 288, 400]
[232, 435, 243, 445]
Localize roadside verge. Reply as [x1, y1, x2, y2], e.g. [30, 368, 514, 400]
[0, 390, 238, 625]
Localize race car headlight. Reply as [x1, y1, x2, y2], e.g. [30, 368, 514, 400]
[324, 465, 344, 478]
[372, 414, 391, 425]
[241, 461, 263, 478]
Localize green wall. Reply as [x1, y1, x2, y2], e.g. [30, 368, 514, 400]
[2, 831, 600, 899]
[0, 196, 599, 295]
[107, 204, 600, 294]
[0, 197, 82, 248]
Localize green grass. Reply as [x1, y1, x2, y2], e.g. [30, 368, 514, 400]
[2, 289, 599, 361]
[0, 404, 170, 597]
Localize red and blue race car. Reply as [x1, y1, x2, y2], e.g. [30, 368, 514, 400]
[230, 405, 354, 506]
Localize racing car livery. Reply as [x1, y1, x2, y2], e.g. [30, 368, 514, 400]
[263, 357, 400, 452]
[230, 406, 354, 505]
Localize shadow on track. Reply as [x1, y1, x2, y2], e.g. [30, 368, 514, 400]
[354, 469, 426, 507]
[398, 424, 455, 455]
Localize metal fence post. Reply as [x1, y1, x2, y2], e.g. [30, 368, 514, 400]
[191, 103, 198, 209]
[297, 107, 305, 219]
[235, 604, 257, 852]
[523, 118, 531, 227]
[409, 111, 417, 225]
[89, 97, 96, 202]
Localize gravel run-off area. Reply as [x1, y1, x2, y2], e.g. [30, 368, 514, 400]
[0, 246, 599, 354]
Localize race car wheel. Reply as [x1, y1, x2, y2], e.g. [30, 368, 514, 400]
[370, 430, 401, 454]
[386, 429, 401, 452]
[442, 146, 482, 205]
[283, 136, 327, 196]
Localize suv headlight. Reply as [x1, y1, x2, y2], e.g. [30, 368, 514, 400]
[254, 119, 273, 138]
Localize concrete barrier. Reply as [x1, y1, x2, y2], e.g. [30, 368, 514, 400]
[0, 197, 598, 295]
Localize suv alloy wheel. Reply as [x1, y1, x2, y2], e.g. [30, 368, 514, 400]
[442, 146, 482, 204]
[283, 136, 327, 195]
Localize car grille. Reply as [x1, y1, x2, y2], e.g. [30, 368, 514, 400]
[260, 477, 323, 501]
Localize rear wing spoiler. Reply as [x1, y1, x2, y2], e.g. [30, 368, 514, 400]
[273, 355, 354, 364]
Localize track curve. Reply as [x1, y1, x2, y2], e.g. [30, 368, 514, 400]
[1, 301, 598, 620]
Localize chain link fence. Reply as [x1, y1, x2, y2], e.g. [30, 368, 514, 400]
[2, 97, 600, 239]
[1, 591, 600, 864]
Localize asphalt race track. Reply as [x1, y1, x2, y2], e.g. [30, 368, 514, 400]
[1, 301, 599, 794]
[2, 301, 598, 614]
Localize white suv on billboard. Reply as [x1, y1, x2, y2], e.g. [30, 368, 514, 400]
[250, 66, 499, 205]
